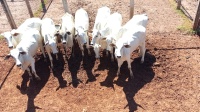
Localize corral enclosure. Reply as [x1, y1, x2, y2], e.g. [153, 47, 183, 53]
[0, 0, 200, 112]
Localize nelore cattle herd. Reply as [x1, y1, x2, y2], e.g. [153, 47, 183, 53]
[1, 6, 148, 81]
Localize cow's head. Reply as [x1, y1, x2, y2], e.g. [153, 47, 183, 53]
[1, 32, 13, 48]
[61, 31, 71, 45]
[44, 35, 58, 54]
[75, 26, 87, 45]
[5, 48, 26, 69]
[90, 29, 102, 45]
[110, 38, 130, 58]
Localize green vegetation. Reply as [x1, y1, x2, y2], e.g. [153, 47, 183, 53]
[168, 0, 196, 35]
[0, 35, 3, 40]
[34, 0, 48, 17]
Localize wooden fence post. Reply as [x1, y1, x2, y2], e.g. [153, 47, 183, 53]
[25, 0, 34, 17]
[62, 0, 70, 13]
[41, 0, 47, 13]
[177, 0, 181, 9]
[130, 0, 134, 19]
[0, 0, 17, 29]
[193, 1, 200, 30]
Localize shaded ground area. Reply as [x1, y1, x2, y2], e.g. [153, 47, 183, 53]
[0, 0, 200, 112]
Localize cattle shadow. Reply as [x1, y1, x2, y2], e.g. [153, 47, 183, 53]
[97, 51, 118, 89]
[113, 51, 156, 112]
[52, 52, 67, 90]
[67, 40, 97, 87]
[16, 55, 51, 112]
[82, 47, 96, 84]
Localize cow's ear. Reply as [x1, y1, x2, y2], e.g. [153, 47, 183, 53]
[67, 31, 71, 35]
[110, 43, 116, 47]
[54, 33, 59, 37]
[4, 54, 11, 60]
[54, 31, 60, 36]
[124, 44, 131, 48]
[88, 30, 93, 33]
[19, 51, 26, 55]
[45, 41, 49, 45]
[101, 37, 106, 40]
[13, 33, 19, 36]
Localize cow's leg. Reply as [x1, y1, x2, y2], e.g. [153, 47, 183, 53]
[55, 53, 58, 60]
[86, 44, 91, 56]
[39, 42, 47, 61]
[127, 58, 134, 79]
[46, 46, 54, 68]
[80, 44, 84, 56]
[71, 45, 74, 57]
[110, 47, 114, 62]
[106, 50, 109, 57]
[26, 67, 33, 80]
[140, 43, 146, 63]
[117, 59, 123, 76]
[30, 58, 41, 80]
[94, 45, 100, 59]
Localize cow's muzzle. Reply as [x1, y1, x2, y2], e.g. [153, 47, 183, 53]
[117, 56, 121, 58]
[9, 46, 13, 49]
[17, 64, 22, 67]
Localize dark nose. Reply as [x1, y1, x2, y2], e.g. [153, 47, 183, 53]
[9, 46, 13, 49]
[117, 56, 121, 58]
[17, 64, 21, 67]
[63, 42, 66, 44]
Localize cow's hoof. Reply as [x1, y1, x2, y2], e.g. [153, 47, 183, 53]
[35, 77, 41, 81]
[29, 76, 33, 80]
[117, 72, 121, 77]
[130, 75, 134, 79]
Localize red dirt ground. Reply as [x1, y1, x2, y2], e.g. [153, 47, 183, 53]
[0, 0, 200, 112]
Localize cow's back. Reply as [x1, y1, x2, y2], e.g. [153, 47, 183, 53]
[61, 12, 75, 35]
[41, 18, 57, 40]
[18, 18, 42, 32]
[123, 14, 148, 30]
[75, 8, 89, 30]
[93, 6, 110, 30]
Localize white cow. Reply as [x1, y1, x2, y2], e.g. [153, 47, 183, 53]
[41, 18, 58, 68]
[94, 12, 122, 61]
[91, 6, 110, 45]
[4, 29, 44, 80]
[123, 13, 148, 30]
[1, 18, 42, 49]
[110, 25, 147, 79]
[75, 8, 90, 56]
[110, 14, 148, 45]
[59, 12, 75, 57]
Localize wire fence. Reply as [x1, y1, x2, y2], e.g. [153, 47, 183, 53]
[0, 0, 52, 32]
[175, 0, 198, 21]
[0, 38, 15, 89]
